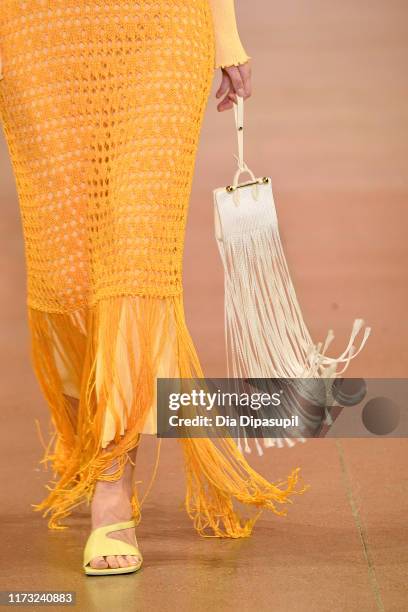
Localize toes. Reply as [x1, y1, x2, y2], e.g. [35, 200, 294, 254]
[90, 556, 108, 569]
[125, 555, 140, 566]
[117, 555, 130, 568]
[89, 555, 137, 570]
[106, 555, 120, 569]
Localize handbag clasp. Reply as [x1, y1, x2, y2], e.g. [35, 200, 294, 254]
[226, 177, 269, 192]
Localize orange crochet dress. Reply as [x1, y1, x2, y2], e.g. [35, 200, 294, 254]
[0, 1, 307, 536]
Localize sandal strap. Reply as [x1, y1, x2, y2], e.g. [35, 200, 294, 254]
[83, 519, 141, 568]
[88, 519, 136, 538]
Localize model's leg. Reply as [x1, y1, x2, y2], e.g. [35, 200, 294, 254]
[89, 442, 141, 570]
[62, 392, 140, 569]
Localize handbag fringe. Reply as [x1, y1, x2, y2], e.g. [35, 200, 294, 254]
[28, 294, 308, 535]
[217, 222, 371, 453]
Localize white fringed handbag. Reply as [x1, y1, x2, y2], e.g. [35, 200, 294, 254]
[213, 95, 371, 454]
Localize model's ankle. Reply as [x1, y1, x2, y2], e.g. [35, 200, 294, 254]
[91, 496, 133, 524]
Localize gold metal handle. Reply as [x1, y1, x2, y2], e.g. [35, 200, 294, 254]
[226, 177, 269, 193]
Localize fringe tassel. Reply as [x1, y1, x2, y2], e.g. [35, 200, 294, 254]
[28, 294, 308, 535]
[219, 225, 371, 379]
[217, 220, 371, 452]
[182, 438, 307, 537]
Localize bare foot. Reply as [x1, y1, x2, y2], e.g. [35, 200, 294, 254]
[88, 445, 141, 570]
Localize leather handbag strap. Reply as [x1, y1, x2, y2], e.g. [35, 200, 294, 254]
[232, 95, 256, 190]
[233, 94, 244, 170]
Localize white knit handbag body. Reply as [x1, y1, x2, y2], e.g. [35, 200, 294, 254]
[213, 95, 371, 454]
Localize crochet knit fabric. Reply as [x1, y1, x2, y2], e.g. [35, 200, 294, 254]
[0, 0, 306, 536]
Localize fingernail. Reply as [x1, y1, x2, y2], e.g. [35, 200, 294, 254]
[237, 88, 245, 97]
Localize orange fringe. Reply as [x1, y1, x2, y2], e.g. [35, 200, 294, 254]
[27, 294, 309, 536]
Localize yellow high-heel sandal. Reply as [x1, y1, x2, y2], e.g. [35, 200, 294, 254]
[83, 519, 143, 576]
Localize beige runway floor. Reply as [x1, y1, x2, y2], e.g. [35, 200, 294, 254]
[1, 1, 407, 610]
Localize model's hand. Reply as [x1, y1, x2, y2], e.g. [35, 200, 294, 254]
[215, 60, 252, 112]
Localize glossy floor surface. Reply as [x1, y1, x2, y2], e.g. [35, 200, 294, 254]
[1, 1, 407, 610]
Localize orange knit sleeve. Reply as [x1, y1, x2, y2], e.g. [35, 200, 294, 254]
[208, 0, 251, 69]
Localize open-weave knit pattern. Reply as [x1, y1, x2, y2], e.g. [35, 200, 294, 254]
[0, 1, 308, 536]
[0, 0, 218, 310]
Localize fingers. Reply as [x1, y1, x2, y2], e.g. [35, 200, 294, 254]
[224, 65, 245, 98]
[215, 60, 252, 112]
[217, 91, 234, 112]
[216, 71, 230, 99]
[239, 62, 252, 98]
[225, 62, 252, 99]
[216, 70, 234, 111]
